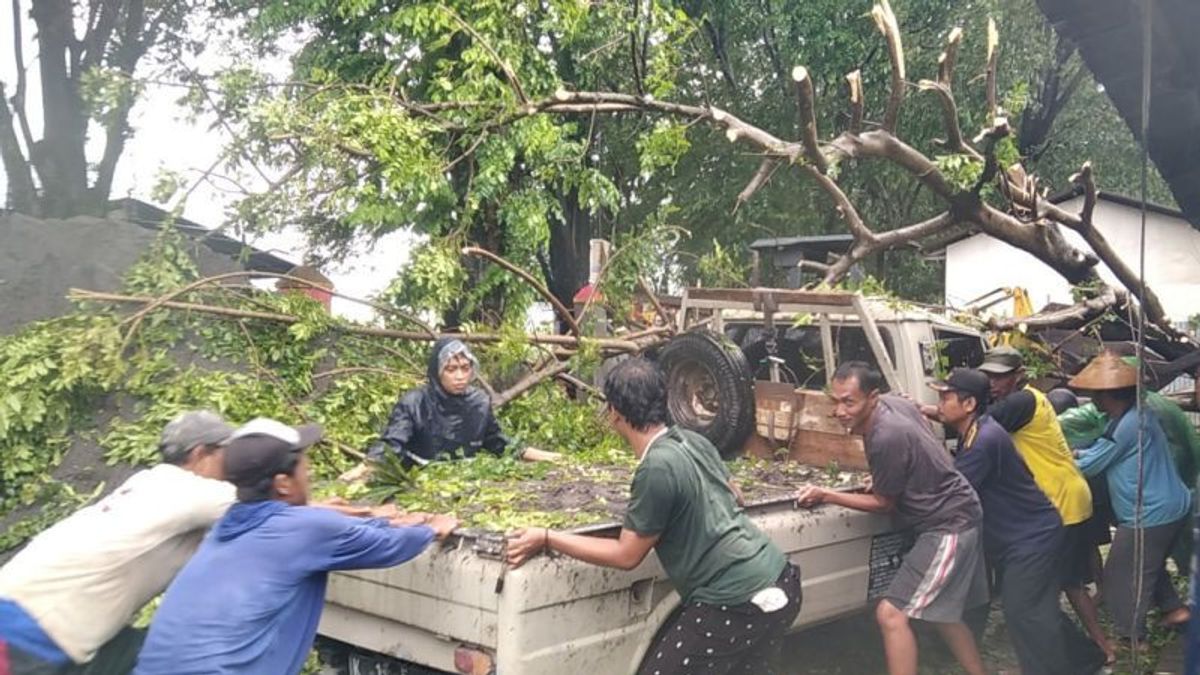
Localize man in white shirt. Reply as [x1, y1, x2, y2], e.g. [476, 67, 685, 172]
[0, 410, 236, 674]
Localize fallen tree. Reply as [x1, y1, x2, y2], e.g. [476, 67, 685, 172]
[239, 0, 1188, 351]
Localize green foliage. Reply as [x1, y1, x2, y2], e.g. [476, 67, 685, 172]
[696, 239, 749, 288]
[637, 122, 691, 177]
[935, 153, 985, 192]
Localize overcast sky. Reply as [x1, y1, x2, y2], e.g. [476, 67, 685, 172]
[0, 5, 413, 321]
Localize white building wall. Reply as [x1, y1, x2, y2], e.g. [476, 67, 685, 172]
[945, 196, 1200, 322]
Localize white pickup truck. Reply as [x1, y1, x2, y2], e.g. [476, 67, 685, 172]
[318, 288, 987, 675]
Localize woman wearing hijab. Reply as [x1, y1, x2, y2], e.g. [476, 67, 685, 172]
[365, 338, 558, 468]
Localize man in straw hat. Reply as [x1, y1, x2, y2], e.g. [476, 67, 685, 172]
[1070, 352, 1191, 643]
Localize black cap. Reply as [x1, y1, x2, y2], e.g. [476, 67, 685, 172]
[222, 418, 323, 497]
[928, 368, 991, 407]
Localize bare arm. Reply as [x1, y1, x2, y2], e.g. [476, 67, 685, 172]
[507, 527, 660, 570]
[795, 485, 896, 513]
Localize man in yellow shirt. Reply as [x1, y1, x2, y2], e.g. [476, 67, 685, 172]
[980, 346, 1112, 664]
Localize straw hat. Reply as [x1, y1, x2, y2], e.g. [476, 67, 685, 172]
[1067, 351, 1139, 391]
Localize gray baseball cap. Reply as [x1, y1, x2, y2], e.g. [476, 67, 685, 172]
[159, 410, 234, 462]
[978, 345, 1024, 374]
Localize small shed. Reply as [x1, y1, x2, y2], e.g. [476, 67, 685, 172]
[748, 234, 855, 288]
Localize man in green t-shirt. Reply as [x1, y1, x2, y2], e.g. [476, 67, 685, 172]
[506, 358, 802, 675]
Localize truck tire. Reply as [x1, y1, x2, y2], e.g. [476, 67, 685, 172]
[656, 330, 755, 459]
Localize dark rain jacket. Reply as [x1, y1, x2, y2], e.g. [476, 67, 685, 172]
[367, 338, 509, 467]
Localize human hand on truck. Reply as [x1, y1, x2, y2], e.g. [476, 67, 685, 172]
[504, 528, 549, 568]
[794, 485, 829, 508]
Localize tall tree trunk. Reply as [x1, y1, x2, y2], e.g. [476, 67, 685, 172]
[544, 186, 593, 331]
[31, 0, 92, 217]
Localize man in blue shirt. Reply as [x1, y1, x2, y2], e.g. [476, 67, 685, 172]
[931, 369, 1104, 675]
[1070, 352, 1191, 641]
[135, 418, 458, 675]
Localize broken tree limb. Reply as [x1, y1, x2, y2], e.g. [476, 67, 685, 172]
[791, 66, 828, 172]
[986, 285, 1121, 332]
[938, 26, 963, 87]
[491, 360, 572, 408]
[115, 270, 436, 354]
[845, 70, 864, 133]
[984, 18, 999, 117]
[462, 246, 582, 338]
[871, 0, 906, 133]
[68, 289, 661, 353]
[917, 79, 981, 159]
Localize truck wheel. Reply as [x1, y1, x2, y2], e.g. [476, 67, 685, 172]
[656, 330, 755, 459]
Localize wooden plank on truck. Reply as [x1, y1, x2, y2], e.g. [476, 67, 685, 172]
[685, 287, 856, 307]
[755, 381, 797, 441]
[788, 430, 868, 471]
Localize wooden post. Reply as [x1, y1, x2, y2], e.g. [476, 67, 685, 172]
[851, 294, 902, 393]
[819, 314, 837, 387]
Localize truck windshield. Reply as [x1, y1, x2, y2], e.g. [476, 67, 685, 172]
[725, 323, 895, 391]
[930, 328, 987, 374]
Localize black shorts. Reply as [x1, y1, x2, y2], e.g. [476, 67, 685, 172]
[1059, 522, 1095, 589]
[1084, 476, 1114, 546]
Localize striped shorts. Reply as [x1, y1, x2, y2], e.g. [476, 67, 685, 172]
[883, 527, 988, 623]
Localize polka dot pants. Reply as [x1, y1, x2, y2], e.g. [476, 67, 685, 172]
[636, 564, 802, 675]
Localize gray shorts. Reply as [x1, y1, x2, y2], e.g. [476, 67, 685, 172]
[884, 527, 988, 623]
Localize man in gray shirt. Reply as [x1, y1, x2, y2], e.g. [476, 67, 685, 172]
[797, 362, 986, 675]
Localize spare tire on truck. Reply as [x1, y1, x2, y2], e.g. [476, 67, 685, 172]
[655, 329, 755, 459]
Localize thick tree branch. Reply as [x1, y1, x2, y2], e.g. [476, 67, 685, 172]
[821, 211, 957, 285]
[71, 289, 657, 353]
[870, 0, 906, 133]
[829, 130, 955, 200]
[791, 66, 828, 173]
[1075, 161, 1097, 224]
[975, 201, 1098, 283]
[917, 80, 980, 159]
[805, 166, 875, 243]
[972, 118, 1010, 193]
[491, 360, 572, 408]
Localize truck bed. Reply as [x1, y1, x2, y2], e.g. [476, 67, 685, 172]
[320, 494, 902, 674]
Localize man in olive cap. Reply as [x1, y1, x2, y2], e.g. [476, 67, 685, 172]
[972, 345, 1111, 661]
[0, 410, 237, 675]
